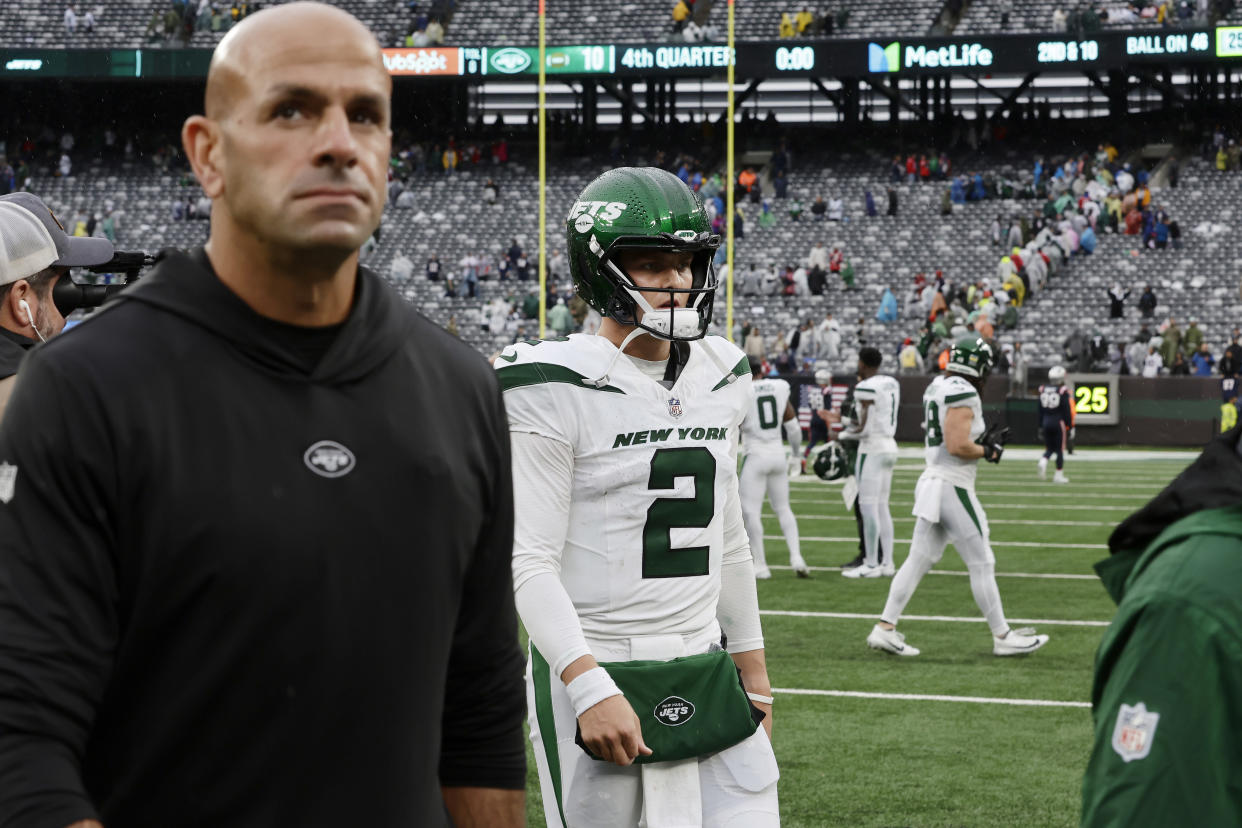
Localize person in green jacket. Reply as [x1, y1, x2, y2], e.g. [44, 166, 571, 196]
[1081, 424, 1242, 827]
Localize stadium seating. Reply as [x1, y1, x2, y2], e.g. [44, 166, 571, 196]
[24, 146, 1240, 376]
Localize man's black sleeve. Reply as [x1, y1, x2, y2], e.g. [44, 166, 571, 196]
[0, 349, 117, 828]
[438, 373, 526, 789]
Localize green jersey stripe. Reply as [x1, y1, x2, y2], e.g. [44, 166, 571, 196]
[496, 363, 625, 394]
[944, 391, 978, 404]
[954, 486, 984, 535]
[530, 646, 569, 827]
[712, 355, 750, 392]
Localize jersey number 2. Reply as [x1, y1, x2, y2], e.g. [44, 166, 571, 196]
[643, 447, 715, 578]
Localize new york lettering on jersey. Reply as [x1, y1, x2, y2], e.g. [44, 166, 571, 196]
[497, 333, 751, 639]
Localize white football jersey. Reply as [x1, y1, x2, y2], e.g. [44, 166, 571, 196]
[922, 374, 984, 487]
[740, 377, 791, 456]
[497, 334, 752, 644]
[852, 374, 900, 454]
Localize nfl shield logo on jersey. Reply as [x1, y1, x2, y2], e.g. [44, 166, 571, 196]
[0, 462, 16, 504]
[1111, 702, 1159, 762]
[667, 397, 685, 419]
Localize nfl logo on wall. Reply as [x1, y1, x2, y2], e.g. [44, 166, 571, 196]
[667, 397, 684, 419]
[1111, 702, 1159, 762]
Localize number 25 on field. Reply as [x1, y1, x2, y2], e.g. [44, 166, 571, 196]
[1075, 386, 1108, 414]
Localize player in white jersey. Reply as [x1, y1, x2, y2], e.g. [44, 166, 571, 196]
[841, 347, 900, 578]
[867, 337, 1051, 657]
[740, 357, 809, 579]
[499, 168, 778, 827]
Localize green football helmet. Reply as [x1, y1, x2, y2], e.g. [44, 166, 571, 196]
[812, 442, 851, 481]
[566, 167, 721, 341]
[946, 336, 995, 380]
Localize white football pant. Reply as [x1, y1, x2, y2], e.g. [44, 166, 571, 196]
[739, 450, 801, 572]
[880, 475, 1010, 636]
[855, 450, 896, 568]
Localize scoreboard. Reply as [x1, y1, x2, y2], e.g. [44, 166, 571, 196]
[3, 27, 1241, 79]
[1066, 374, 1120, 426]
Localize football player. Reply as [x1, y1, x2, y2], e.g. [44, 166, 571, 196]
[802, 367, 833, 465]
[497, 168, 778, 827]
[1037, 364, 1073, 483]
[866, 337, 1051, 657]
[740, 356, 810, 579]
[841, 347, 900, 578]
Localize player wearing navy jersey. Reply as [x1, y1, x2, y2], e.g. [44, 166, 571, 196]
[1037, 365, 1073, 484]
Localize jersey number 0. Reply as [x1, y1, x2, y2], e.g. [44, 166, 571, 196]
[642, 447, 715, 578]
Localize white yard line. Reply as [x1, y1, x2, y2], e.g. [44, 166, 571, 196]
[777, 515, 1115, 527]
[774, 688, 1091, 709]
[791, 488, 1152, 500]
[794, 479, 1163, 490]
[784, 499, 1135, 511]
[766, 564, 1097, 580]
[760, 609, 1110, 627]
[768, 534, 1108, 549]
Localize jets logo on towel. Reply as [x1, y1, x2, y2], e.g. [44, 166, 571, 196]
[303, 441, 356, 479]
[0, 462, 16, 504]
[1112, 702, 1159, 762]
[654, 696, 694, 727]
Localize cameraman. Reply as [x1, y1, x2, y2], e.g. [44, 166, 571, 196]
[0, 193, 113, 420]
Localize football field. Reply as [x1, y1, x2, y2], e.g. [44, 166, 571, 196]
[522, 450, 1195, 827]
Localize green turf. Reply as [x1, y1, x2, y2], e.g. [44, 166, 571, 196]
[520, 454, 1192, 826]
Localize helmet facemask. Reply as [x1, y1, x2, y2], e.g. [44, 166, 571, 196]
[593, 231, 720, 342]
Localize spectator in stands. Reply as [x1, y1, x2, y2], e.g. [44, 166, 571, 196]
[898, 338, 923, 374]
[808, 240, 829, 275]
[816, 312, 841, 359]
[1170, 351, 1191, 376]
[779, 12, 795, 37]
[1183, 318, 1204, 356]
[425, 16, 444, 44]
[876, 287, 898, 323]
[65, 3, 77, 35]
[1191, 343, 1215, 376]
[672, 0, 690, 32]
[744, 325, 766, 360]
[1160, 317, 1183, 366]
[811, 196, 827, 221]
[1221, 330, 1242, 377]
[1138, 284, 1157, 318]
[737, 166, 757, 197]
[886, 187, 898, 217]
[1108, 284, 1130, 318]
[788, 197, 803, 221]
[865, 190, 877, 217]
[795, 6, 814, 33]
[82, 7, 95, 33]
[483, 179, 498, 205]
[1143, 345, 1163, 377]
[773, 169, 788, 199]
[1215, 144, 1228, 171]
[426, 254, 441, 282]
[827, 196, 844, 221]
[905, 155, 916, 184]
[441, 144, 458, 175]
[1065, 325, 1091, 373]
[57, 154, 71, 178]
[889, 156, 903, 183]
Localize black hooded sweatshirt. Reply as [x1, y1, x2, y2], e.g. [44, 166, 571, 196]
[0, 327, 34, 380]
[0, 249, 526, 828]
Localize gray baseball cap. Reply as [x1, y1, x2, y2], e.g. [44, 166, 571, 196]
[0, 192, 114, 285]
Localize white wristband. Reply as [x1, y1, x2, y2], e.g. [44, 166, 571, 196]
[566, 666, 623, 717]
[747, 692, 774, 705]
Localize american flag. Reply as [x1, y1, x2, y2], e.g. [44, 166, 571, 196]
[798, 383, 850, 435]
